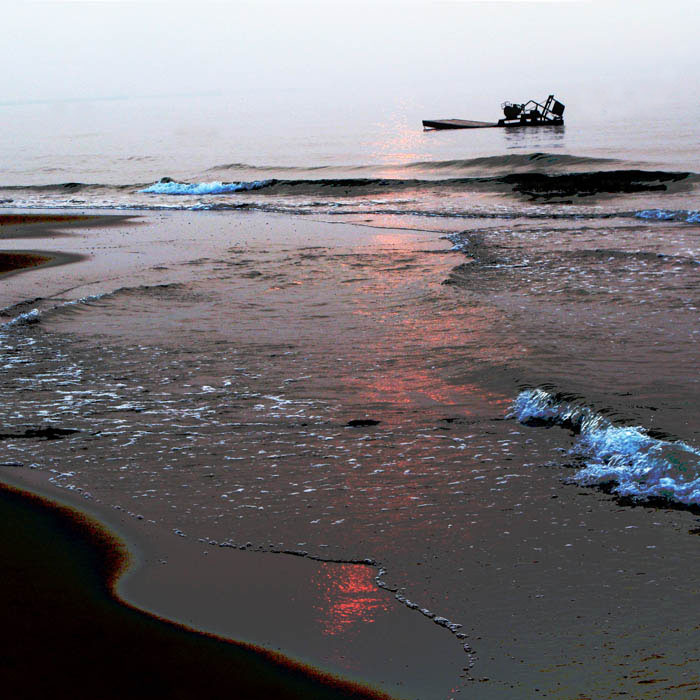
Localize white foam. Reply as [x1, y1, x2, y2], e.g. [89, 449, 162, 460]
[510, 389, 700, 506]
[63, 292, 110, 306]
[635, 208, 700, 223]
[140, 179, 273, 195]
[1, 293, 115, 332]
[1, 308, 40, 329]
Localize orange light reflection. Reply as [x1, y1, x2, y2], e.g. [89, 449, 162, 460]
[313, 563, 391, 638]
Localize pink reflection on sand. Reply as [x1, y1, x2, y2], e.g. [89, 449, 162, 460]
[313, 563, 391, 637]
[346, 368, 508, 413]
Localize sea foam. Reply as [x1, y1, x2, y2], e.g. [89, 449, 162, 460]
[635, 209, 700, 223]
[140, 179, 273, 195]
[510, 389, 700, 506]
[1, 308, 40, 329]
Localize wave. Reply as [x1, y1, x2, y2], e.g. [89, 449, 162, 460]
[0, 292, 116, 332]
[140, 179, 274, 195]
[133, 170, 695, 200]
[1, 308, 41, 329]
[509, 389, 700, 507]
[205, 152, 621, 175]
[402, 152, 621, 172]
[4, 168, 693, 201]
[495, 170, 694, 199]
[206, 162, 340, 174]
[635, 208, 700, 223]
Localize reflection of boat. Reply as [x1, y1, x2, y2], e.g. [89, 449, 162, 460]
[422, 95, 565, 130]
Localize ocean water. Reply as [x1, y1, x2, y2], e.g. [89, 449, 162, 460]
[2, 2, 700, 698]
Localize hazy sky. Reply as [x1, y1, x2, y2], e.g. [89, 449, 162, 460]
[4, 0, 699, 107]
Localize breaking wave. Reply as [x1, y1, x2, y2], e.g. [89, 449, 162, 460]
[0, 292, 115, 332]
[1, 308, 41, 329]
[140, 179, 274, 195]
[3, 162, 698, 218]
[635, 208, 700, 223]
[509, 389, 700, 507]
[6, 168, 692, 200]
[135, 170, 694, 199]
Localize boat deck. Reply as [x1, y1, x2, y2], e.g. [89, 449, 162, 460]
[422, 119, 498, 130]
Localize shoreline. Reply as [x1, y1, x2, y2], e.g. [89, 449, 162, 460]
[0, 440, 463, 700]
[0, 476, 396, 700]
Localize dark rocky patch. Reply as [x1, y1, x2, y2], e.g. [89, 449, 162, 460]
[346, 419, 381, 427]
[0, 426, 80, 440]
[498, 170, 692, 201]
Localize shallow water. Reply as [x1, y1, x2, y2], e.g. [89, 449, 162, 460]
[1, 209, 698, 698]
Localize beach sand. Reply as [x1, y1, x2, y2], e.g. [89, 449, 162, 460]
[1, 210, 699, 699]
[0, 480, 396, 700]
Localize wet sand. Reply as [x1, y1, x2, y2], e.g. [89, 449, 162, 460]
[0, 249, 86, 279]
[0, 214, 95, 225]
[1, 210, 699, 699]
[0, 250, 51, 274]
[0, 212, 467, 699]
[0, 213, 114, 280]
[2, 462, 463, 700]
[0, 480, 394, 700]
[0, 212, 128, 236]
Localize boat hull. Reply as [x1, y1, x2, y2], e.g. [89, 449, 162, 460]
[422, 118, 564, 130]
[422, 119, 498, 130]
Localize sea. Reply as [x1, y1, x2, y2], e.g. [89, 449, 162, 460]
[1, 2, 699, 698]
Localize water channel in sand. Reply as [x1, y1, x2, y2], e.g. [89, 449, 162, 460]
[1, 211, 698, 698]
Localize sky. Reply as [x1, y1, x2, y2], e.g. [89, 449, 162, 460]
[4, 1, 699, 106]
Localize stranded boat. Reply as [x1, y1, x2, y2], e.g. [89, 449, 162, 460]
[422, 95, 565, 130]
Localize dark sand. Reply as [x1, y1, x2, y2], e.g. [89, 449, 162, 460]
[0, 213, 133, 238]
[0, 249, 85, 279]
[0, 251, 51, 274]
[0, 213, 111, 280]
[0, 481, 392, 700]
[0, 214, 94, 226]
